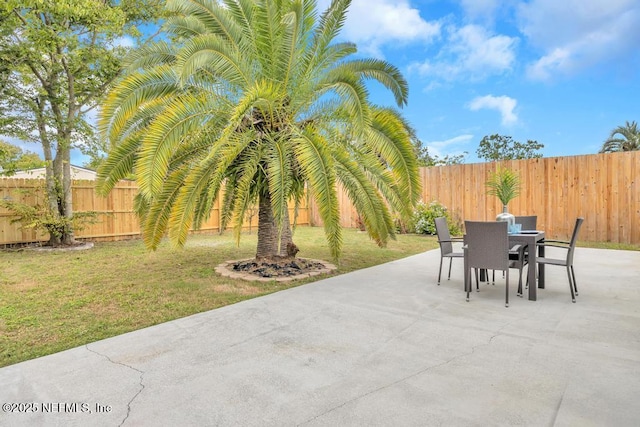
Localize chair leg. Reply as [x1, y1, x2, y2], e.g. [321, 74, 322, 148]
[466, 268, 470, 302]
[438, 257, 443, 285]
[474, 269, 480, 292]
[447, 257, 453, 280]
[505, 269, 509, 308]
[570, 265, 578, 295]
[517, 264, 524, 297]
[525, 265, 535, 290]
[567, 266, 576, 303]
[492, 270, 495, 285]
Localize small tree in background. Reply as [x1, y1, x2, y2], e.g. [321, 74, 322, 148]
[0, 0, 164, 245]
[0, 140, 45, 176]
[600, 121, 640, 153]
[477, 134, 543, 161]
[406, 124, 466, 166]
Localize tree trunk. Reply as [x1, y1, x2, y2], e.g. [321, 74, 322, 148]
[43, 139, 75, 246]
[61, 146, 75, 245]
[256, 191, 294, 259]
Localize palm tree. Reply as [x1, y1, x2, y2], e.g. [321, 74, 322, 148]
[600, 121, 640, 153]
[97, 0, 420, 261]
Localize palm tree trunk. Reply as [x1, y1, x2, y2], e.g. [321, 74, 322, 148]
[256, 191, 294, 259]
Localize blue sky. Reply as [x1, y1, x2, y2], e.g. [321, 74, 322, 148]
[5, 0, 639, 166]
[318, 0, 640, 162]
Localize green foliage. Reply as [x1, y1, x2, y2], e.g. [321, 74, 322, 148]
[485, 167, 521, 206]
[600, 120, 640, 153]
[477, 134, 544, 161]
[0, 188, 99, 243]
[0, 140, 46, 176]
[431, 152, 467, 166]
[98, 0, 421, 260]
[408, 201, 461, 236]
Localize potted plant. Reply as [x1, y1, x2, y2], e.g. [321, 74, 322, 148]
[485, 167, 521, 227]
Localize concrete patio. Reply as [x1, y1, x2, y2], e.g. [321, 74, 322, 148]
[1, 246, 639, 426]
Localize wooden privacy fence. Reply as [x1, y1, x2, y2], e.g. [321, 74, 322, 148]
[0, 179, 309, 245]
[308, 151, 640, 244]
[1, 151, 639, 245]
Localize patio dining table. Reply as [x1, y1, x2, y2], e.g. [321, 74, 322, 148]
[510, 230, 545, 301]
[465, 230, 546, 301]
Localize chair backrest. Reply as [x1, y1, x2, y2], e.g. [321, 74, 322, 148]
[515, 215, 537, 231]
[464, 221, 509, 271]
[435, 217, 453, 256]
[567, 217, 584, 264]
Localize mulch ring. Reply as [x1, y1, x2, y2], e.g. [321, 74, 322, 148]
[216, 257, 337, 282]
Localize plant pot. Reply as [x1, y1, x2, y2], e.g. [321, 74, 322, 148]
[496, 205, 515, 228]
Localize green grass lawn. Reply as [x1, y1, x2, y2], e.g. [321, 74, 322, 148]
[0, 226, 438, 368]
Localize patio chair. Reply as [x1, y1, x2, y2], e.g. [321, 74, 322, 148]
[536, 217, 584, 303]
[490, 216, 536, 285]
[464, 221, 526, 307]
[435, 217, 464, 285]
[515, 215, 537, 231]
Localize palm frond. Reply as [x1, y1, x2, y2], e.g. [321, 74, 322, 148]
[120, 41, 177, 71]
[137, 93, 216, 198]
[339, 59, 409, 107]
[166, 0, 243, 50]
[305, 0, 350, 71]
[98, 66, 180, 143]
[316, 71, 370, 134]
[293, 127, 342, 259]
[486, 167, 521, 206]
[168, 133, 252, 247]
[142, 166, 191, 249]
[230, 164, 261, 244]
[176, 33, 250, 87]
[95, 134, 141, 195]
[365, 107, 421, 215]
[162, 15, 208, 40]
[333, 149, 393, 246]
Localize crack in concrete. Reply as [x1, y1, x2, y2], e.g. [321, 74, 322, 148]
[549, 382, 569, 426]
[85, 345, 145, 426]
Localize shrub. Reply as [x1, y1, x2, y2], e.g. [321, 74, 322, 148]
[0, 185, 99, 245]
[409, 200, 461, 236]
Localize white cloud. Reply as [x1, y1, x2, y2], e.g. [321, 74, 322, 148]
[517, 0, 640, 80]
[410, 24, 518, 82]
[317, 0, 440, 56]
[526, 48, 571, 81]
[468, 95, 518, 126]
[457, 0, 501, 22]
[113, 36, 135, 48]
[426, 134, 474, 158]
